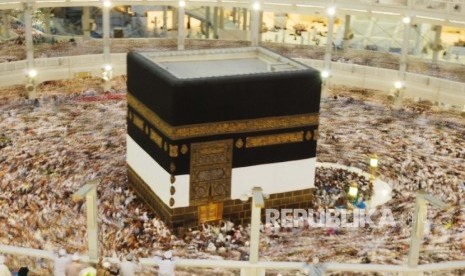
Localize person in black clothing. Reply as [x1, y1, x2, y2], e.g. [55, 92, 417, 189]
[17, 266, 29, 276]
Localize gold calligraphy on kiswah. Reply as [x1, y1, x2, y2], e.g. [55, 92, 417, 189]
[127, 92, 319, 140]
[246, 131, 304, 148]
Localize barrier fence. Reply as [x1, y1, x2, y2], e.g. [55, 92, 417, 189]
[2, 244, 465, 275]
[0, 51, 463, 108]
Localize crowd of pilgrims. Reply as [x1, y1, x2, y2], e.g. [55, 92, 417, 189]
[0, 82, 465, 274]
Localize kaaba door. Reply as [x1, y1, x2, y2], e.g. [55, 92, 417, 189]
[190, 140, 232, 222]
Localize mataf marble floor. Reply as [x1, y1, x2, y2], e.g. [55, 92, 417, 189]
[0, 79, 464, 275]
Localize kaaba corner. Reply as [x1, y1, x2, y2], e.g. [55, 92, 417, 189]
[126, 47, 322, 229]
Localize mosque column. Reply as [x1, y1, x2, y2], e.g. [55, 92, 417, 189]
[250, 2, 260, 46]
[363, 17, 376, 49]
[399, 16, 412, 80]
[162, 6, 168, 35]
[187, 16, 191, 38]
[321, 7, 335, 99]
[342, 14, 351, 50]
[219, 8, 224, 30]
[324, 7, 335, 73]
[0, 11, 10, 39]
[102, 1, 112, 91]
[413, 23, 422, 55]
[431, 25, 442, 67]
[103, 3, 111, 64]
[242, 8, 247, 31]
[178, 1, 186, 50]
[213, 6, 219, 39]
[205, 6, 210, 39]
[24, 3, 36, 100]
[24, 4, 34, 71]
[82, 6, 91, 37]
[172, 8, 178, 29]
[232, 8, 237, 25]
[43, 8, 51, 35]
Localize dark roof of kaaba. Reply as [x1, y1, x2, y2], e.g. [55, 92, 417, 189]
[127, 48, 321, 127]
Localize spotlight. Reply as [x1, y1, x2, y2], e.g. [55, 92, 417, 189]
[103, 0, 112, 8]
[321, 70, 330, 79]
[252, 2, 260, 10]
[179, 0, 186, 7]
[27, 69, 37, 78]
[394, 81, 403, 89]
[348, 183, 358, 198]
[402, 16, 411, 24]
[102, 64, 113, 82]
[327, 7, 336, 16]
[369, 155, 378, 168]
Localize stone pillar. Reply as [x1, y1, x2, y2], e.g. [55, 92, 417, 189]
[82, 6, 91, 37]
[24, 3, 36, 99]
[413, 23, 422, 55]
[399, 18, 411, 80]
[172, 8, 178, 29]
[213, 7, 219, 39]
[342, 14, 351, 50]
[43, 8, 51, 34]
[187, 16, 191, 38]
[178, 4, 185, 50]
[162, 6, 168, 35]
[24, 4, 34, 69]
[232, 8, 237, 25]
[0, 11, 10, 38]
[242, 8, 247, 30]
[432, 25, 442, 67]
[219, 8, 224, 30]
[281, 12, 286, 43]
[324, 13, 335, 72]
[205, 6, 210, 39]
[364, 17, 376, 49]
[102, 3, 111, 91]
[250, 5, 260, 46]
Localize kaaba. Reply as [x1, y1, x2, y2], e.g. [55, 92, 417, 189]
[126, 47, 321, 228]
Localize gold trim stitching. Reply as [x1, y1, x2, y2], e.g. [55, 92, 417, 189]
[150, 130, 163, 148]
[235, 138, 244, 149]
[305, 130, 312, 141]
[246, 131, 304, 148]
[169, 145, 179, 157]
[181, 145, 188, 154]
[133, 113, 145, 131]
[128, 92, 319, 140]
